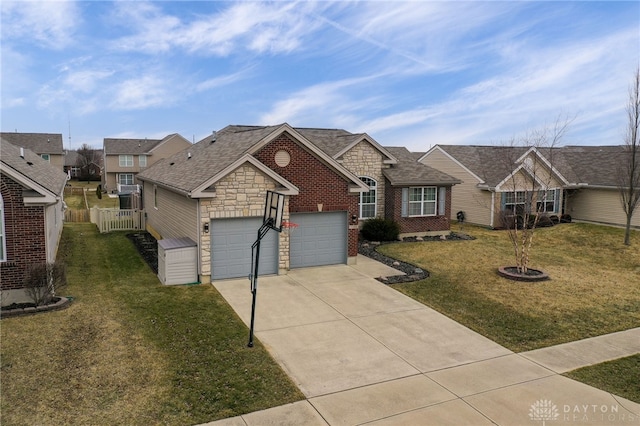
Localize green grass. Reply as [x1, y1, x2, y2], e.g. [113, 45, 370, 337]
[378, 223, 640, 352]
[565, 355, 640, 403]
[0, 223, 303, 425]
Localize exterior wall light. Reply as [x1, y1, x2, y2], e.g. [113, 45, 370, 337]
[203, 223, 209, 233]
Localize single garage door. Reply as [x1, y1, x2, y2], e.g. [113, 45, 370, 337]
[211, 217, 278, 280]
[290, 211, 347, 268]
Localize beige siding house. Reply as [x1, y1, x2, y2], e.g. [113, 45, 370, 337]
[420, 145, 639, 229]
[102, 133, 191, 192]
[0, 132, 65, 171]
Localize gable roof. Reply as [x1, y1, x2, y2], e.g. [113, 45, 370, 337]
[383, 147, 461, 186]
[1, 139, 68, 201]
[431, 144, 631, 189]
[137, 124, 370, 197]
[103, 137, 163, 155]
[0, 132, 64, 155]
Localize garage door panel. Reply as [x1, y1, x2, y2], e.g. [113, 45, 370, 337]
[211, 217, 278, 280]
[290, 212, 347, 268]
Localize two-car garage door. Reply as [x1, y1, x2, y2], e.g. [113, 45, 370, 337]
[210, 212, 347, 280]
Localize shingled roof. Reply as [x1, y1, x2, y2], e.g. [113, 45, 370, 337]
[434, 145, 631, 188]
[1, 139, 68, 196]
[138, 124, 455, 196]
[0, 132, 64, 154]
[383, 147, 461, 186]
[103, 137, 163, 155]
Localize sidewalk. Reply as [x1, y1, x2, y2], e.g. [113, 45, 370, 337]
[201, 257, 640, 425]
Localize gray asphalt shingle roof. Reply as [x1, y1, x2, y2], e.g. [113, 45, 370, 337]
[383, 147, 461, 186]
[103, 137, 163, 155]
[0, 132, 64, 154]
[436, 145, 631, 188]
[1, 139, 68, 196]
[138, 125, 459, 194]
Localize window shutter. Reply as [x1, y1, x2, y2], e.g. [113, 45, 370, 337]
[500, 192, 506, 211]
[555, 189, 561, 213]
[401, 188, 408, 217]
[438, 187, 446, 215]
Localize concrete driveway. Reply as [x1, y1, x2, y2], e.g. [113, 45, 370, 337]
[207, 256, 640, 425]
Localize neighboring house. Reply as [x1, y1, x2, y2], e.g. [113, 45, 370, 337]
[420, 145, 640, 229]
[0, 139, 68, 306]
[137, 124, 459, 283]
[64, 150, 103, 180]
[0, 132, 65, 171]
[102, 134, 191, 193]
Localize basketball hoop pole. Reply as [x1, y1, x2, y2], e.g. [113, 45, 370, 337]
[248, 190, 285, 348]
[248, 219, 273, 348]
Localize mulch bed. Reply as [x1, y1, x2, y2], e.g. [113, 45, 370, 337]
[358, 232, 475, 284]
[127, 232, 159, 274]
[0, 296, 71, 319]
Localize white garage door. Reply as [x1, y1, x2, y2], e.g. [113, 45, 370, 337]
[290, 212, 347, 268]
[211, 217, 278, 280]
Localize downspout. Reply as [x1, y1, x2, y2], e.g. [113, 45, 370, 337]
[196, 198, 203, 283]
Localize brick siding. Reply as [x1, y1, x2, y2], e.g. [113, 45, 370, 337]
[255, 132, 360, 256]
[385, 180, 452, 234]
[1, 175, 47, 290]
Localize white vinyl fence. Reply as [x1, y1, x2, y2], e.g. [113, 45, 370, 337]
[90, 208, 145, 233]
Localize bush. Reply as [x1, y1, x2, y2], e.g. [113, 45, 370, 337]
[23, 262, 67, 306]
[361, 218, 401, 241]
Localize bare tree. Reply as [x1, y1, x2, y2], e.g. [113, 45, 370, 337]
[497, 117, 571, 275]
[76, 143, 101, 182]
[619, 67, 640, 246]
[23, 262, 67, 306]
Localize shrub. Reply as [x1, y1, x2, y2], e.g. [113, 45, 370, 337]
[361, 218, 401, 241]
[96, 184, 102, 199]
[23, 262, 67, 306]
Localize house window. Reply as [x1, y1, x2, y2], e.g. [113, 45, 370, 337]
[154, 185, 158, 209]
[0, 195, 5, 261]
[119, 155, 133, 167]
[503, 191, 528, 215]
[119, 174, 134, 185]
[502, 189, 559, 215]
[359, 177, 377, 218]
[40, 154, 50, 162]
[139, 155, 147, 167]
[408, 187, 437, 216]
[537, 189, 558, 213]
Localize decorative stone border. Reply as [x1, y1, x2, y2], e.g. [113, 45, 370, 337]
[497, 266, 550, 282]
[0, 297, 71, 319]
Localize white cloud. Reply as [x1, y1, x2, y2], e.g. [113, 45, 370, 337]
[110, 75, 170, 110]
[1, 1, 80, 48]
[110, 1, 324, 56]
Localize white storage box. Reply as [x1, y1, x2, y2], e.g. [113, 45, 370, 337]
[157, 237, 198, 285]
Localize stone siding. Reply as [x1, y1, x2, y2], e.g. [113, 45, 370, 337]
[340, 141, 387, 219]
[199, 163, 291, 278]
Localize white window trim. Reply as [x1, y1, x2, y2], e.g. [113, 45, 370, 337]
[40, 154, 50, 162]
[119, 155, 133, 167]
[408, 186, 437, 217]
[359, 176, 377, 219]
[119, 173, 134, 185]
[153, 185, 158, 210]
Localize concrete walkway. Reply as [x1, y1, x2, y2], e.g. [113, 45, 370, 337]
[201, 256, 640, 426]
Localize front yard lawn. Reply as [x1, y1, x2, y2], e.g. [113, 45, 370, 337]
[565, 355, 640, 403]
[378, 223, 640, 352]
[0, 223, 303, 426]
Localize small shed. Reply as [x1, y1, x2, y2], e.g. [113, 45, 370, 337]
[157, 237, 198, 285]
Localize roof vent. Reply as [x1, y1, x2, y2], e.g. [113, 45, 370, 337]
[187, 152, 192, 159]
[20, 147, 25, 158]
[210, 130, 216, 144]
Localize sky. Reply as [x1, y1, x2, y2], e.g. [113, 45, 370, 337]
[1, 1, 639, 152]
